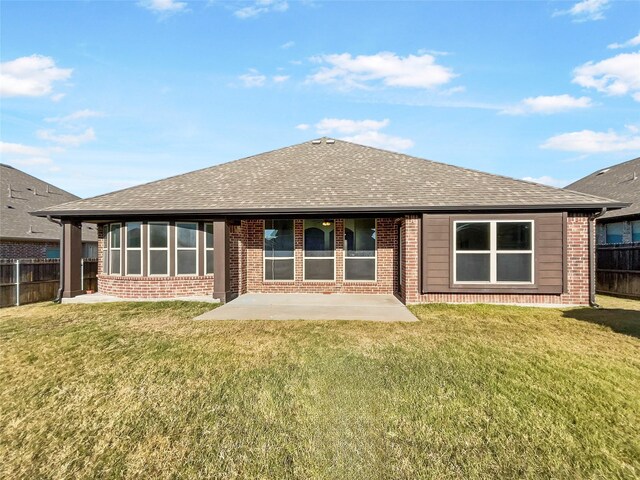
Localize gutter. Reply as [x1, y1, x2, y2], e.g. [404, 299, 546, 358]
[46, 215, 64, 303]
[588, 208, 607, 308]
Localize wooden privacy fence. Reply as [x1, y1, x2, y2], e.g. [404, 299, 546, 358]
[596, 243, 640, 298]
[0, 258, 98, 308]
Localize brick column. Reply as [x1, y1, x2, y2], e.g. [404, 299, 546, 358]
[403, 215, 421, 304]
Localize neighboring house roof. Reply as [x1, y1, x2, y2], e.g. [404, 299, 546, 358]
[565, 157, 640, 221]
[34, 138, 625, 218]
[1, 164, 98, 242]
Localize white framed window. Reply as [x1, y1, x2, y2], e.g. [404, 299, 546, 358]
[304, 219, 335, 281]
[175, 222, 198, 275]
[605, 222, 624, 244]
[205, 223, 214, 275]
[148, 222, 169, 276]
[453, 220, 534, 284]
[125, 222, 142, 275]
[264, 219, 294, 281]
[108, 223, 122, 275]
[101, 224, 109, 274]
[344, 218, 376, 281]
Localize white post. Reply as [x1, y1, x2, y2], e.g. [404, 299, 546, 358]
[15, 260, 20, 307]
[80, 258, 84, 293]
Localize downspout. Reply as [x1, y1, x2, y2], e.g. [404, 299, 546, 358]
[588, 208, 607, 308]
[47, 215, 64, 303]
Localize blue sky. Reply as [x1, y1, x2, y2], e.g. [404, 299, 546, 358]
[1, 0, 639, 198]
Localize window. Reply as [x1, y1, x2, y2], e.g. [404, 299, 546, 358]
[46, 246, 60, 259]
[454, 220, 533, 284]
[148, 222, 169, 275]
[102, 225, 109, 273]
[605, 222, 624, 244]
[176, 222, 198, 275]
[344, 218, 376, 281]
[205, 223, 214, 275]
[633, 221, 640, 243]
[264, 219, 294, 280]
[109, 223, 122, 275]
[304, 219, 334, 280]
[126, 222, 142, 275]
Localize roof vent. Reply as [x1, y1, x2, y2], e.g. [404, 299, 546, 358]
[596, 168, 610, 176]
[326, 139, 335, 144]
[311, 139, 321, 144]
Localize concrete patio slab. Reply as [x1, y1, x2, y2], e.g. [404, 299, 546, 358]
[61, 293, 219, 304]
[195, 293, 418, 322]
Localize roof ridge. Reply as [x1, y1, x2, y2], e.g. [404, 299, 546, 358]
[566, 156, 640, 189]
[0, 163, 79, 200]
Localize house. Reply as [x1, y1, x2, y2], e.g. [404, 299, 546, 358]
[565, 157, 640, 245]
[566, 157, 640, 298]
[1, 164, 98, 259]
[32, 138, 625, 305]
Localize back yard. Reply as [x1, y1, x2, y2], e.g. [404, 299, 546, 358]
[1, 296, 639, 479]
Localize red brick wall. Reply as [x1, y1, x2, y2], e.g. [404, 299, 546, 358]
[244, 218, 398, 294]
[402, 213, 591, 305]
[98, 275, 214, 298]
[0, 240, 58, 259]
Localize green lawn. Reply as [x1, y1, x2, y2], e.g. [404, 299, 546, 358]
[1, 297, 639, 479]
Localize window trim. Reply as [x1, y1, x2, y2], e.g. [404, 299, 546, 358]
[108, 223, 122, 276]
[453, 220, 535, 285]
[125, 221, 143, 276]
[204, 222, 215, 276]
[303, 219, 336, 282]
[343, 218, 377, 283]
[147, 221, 170, 277]
[175, 222, 199, 276]
[263, 219, 295, 282]
[102, 224, 109, 275]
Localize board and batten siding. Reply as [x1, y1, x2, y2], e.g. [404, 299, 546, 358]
[421, 212, 565, 295]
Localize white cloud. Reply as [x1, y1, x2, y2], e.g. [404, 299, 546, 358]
[8, 156, 54, 167]
[37, 127, 96, 147]
[310, 117, 414, 151]
[139, 0, 187, 15]
[307, 51, 457, 90]
[281, 41, 295, 49]
[522, 176, 570, 188]
[573, 52, 640, 101]
[272, 75, 290, 83]
[50, 93, 66, 102]
[608, 32, 640, 49]
[500, 94, 593, 115]
[553, 0, 609, 22]
[238, 70, 267, 87]
[234, 0, 288, 19]
[316, 118, 390, 135]
[45, 109, 104, 123]
[0, 55, 72, 98]
[295, 123, 310, 130]
[0, 141, 49, 157]
[541, 126, 640, 153]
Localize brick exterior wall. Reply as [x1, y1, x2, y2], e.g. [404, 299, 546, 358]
[242, 218, 398, 295]
[401, 213, 592, 305]
[94, 213, 591, 305]
[0, 240, 58, 259]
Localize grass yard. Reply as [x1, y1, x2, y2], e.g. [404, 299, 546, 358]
[1, 296, 639, 479]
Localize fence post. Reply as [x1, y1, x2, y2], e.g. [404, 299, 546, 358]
[15, 259, 21, 307]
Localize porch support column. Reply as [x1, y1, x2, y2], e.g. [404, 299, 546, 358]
[62, 220, 83, 298]
[212, 220, 231, 303]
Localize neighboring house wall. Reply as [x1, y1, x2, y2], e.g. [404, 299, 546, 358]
[0, 240, 59, 259]
[597, 219, 640, 245]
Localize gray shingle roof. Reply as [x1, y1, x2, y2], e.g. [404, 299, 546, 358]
[1, 164, 98, 242]
[565, 157, 640, 220]
[34, 138, 625, 217]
